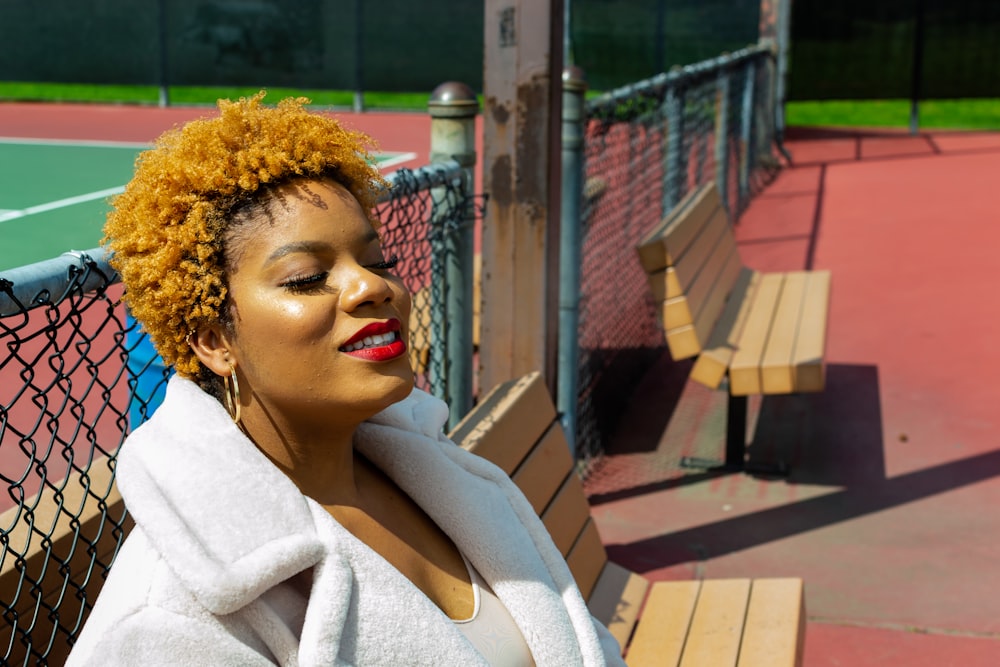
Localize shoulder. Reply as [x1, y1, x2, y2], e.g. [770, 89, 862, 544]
[68, 529, 273, 666]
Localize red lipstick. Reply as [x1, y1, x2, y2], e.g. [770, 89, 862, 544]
[340, 319, 407, 361]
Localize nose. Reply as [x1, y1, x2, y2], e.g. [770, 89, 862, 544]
[338, 263, 395, 312]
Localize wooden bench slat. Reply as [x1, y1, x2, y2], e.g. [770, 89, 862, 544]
[564, 518, 607, 600]
[729, 273, 785, 396]
[637, 185, 721, 273]
[661, 215, 741, 329]
[682, 221, 740, 321]
[510, 422, 574, 515]
[647, 265, 683, 302]
[451, 372, 553, 474]
[663, 243, 744, 361]
[792, 270, 831, 393]
[587, 561, 649, 651]
[690, 269, 759, 389]
[668, 205, 733, 305]
[540, 472, 592, 556]
[665, 324, 702, 361]
[688, 243, 744, 339]
[625, 580, 700, 667]
[761, 271, 810, 394]
[679, 578, 752, 667]
[737, 578, 806, 667]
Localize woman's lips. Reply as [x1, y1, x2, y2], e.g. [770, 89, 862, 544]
[340, 319, 407, 361]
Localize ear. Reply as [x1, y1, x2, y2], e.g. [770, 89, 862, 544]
[188, 324, 234, 377]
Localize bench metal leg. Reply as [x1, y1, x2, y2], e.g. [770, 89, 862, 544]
[680, 392, 788, 475]
[725, 393, 748, 468]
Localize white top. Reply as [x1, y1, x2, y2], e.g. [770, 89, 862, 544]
[454, 555, 536, 666]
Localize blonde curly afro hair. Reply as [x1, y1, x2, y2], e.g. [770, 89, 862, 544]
[104, 92, 387, 394]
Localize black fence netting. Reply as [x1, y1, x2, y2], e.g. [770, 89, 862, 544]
[573, 46, 780, 464]
[0, 161, 477, 665]
[0, 0, 762, 95]
[789, 0, 1000, 100]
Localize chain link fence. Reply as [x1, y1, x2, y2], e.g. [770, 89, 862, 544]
[0, 160, 477, 665]
[573, 46, 781, 465]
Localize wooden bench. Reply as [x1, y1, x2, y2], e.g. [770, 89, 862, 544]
[449, 372, 806, 666]
[636, 182, 831, 472]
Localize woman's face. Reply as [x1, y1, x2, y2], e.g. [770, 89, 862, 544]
[219, 177, 413, 430]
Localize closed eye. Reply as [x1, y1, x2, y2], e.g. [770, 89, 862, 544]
[366, 255, 400, 271]
[279, 271, 329, 291]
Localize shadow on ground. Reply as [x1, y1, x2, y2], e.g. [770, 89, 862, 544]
[593, 360, 1000, 572]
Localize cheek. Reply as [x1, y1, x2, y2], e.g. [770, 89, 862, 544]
[394, 284, 413, 324]
[240, 293, 332, 345]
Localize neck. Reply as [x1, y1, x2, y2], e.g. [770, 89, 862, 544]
[239, 402, 368, 506]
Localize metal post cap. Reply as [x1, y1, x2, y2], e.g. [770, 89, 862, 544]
[428, 82, 479, 118]
[562, 66, 587, 92]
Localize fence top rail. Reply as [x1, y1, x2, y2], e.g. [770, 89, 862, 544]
[0, 248, 113, 318]
[0, 160, 465, 318]
[379, 159, 464, 202]
[585, 44, 772, 117]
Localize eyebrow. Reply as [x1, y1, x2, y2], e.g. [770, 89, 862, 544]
[265, 240, 334, 265]
[263, 230, 380, 265]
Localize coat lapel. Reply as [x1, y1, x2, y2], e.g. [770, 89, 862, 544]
[356, 392, 589, 666]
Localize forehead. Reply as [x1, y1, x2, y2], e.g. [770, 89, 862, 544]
[231, 177, 377, 254]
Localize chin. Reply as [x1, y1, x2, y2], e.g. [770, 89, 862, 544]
[386, 370, 416, 404]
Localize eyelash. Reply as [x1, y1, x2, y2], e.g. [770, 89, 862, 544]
[280, 272, 328, 290]
[368, 255, 400, 271]
[278, 256, 400, 291]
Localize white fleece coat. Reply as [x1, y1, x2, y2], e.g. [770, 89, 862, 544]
[68, 377, 624, 666]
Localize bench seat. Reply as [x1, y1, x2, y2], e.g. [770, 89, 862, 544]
[637, 182, 831, 470]
[450, 373, 806, 666]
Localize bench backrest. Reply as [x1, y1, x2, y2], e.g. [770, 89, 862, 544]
[449, 372, 649, 650]
[450, 373, 808, 667]
[637, 183, 746, 361]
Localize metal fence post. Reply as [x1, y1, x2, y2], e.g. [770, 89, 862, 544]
[558, 65, 586, 455]
[662, 82, 685, 214]
[428, 82, 479, 428]
[739, 59, 757, 209]
[715, 66, 731, 215]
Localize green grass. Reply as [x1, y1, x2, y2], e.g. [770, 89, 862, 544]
[786, 99, 1000, 131]
[0, 82, 433, 111]
[5, 82, 1000, 131]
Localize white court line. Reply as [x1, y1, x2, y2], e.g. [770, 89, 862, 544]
[378, 152, 418, 170]
[0, 187, 125, 224]
[0, 146, 415, 225]
[0, 136, 151, 149]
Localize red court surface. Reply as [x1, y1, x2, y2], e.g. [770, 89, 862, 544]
[0, 100, 438, 171]
[585, 126, 1000, 665]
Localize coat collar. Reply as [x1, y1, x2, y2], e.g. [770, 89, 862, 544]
[116, 376, 454, 616]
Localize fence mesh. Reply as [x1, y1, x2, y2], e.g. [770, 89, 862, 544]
[574, 47, 780, 465]
[0, 160, 475, 665]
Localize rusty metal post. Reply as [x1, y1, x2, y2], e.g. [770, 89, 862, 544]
[429, 82, 479, 428]
[558, 66, 586, 453]
[480, 0, 565, 397]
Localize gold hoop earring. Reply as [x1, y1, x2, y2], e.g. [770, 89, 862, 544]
[223, 362, 242, 426]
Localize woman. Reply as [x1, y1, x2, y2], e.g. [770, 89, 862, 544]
[68, 94, 624, 666]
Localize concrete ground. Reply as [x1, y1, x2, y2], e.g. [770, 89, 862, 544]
[584, 127, 1000, 665]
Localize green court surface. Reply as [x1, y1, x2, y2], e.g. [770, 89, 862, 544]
[0, 139, 411, 272]
[0, 139, 142, 271]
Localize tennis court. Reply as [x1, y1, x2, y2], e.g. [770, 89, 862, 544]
[0, 136, 416, 272]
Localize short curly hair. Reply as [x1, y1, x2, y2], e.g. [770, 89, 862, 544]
[104, 92, 387, 394]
